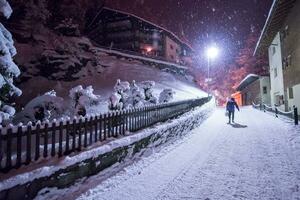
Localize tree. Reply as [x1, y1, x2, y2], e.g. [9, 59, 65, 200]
[0, 0, 22, 124]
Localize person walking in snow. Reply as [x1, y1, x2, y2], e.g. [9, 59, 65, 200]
[226, 97, 240, 124]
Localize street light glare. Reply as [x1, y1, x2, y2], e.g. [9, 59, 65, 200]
[206, 46, 219, 59]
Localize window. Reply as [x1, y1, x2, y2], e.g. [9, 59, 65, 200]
[170, 55, 174, 60]
[271, 46, 276, 55]
[274, 67, 278, 77]
[281, 25, 289, 40]
[275, 95, 284, 105]
[170, 45, 174, 50]
[283, 55, 292, 69]
[289, 87, 294, 99]
[263, 86, 267, 94]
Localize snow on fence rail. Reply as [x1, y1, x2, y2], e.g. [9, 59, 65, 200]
[252, 102, 299, 125]
[0, 97, 211, 173]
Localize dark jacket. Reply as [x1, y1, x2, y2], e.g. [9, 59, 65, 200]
[226, 99, 239, 112]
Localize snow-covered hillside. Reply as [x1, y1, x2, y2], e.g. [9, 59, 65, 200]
[17, 49, 206, 111]
[4, 0, 206, 114]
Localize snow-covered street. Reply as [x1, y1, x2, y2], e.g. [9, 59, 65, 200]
[40, 106, 299, 200]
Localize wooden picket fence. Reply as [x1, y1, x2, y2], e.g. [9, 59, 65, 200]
[0, 97, 211, 173]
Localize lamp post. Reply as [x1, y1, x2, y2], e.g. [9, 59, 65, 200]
[206, 46, 219, 95]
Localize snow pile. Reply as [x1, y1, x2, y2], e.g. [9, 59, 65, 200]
[69, 85, 102, 116]
[0, 0, 22, 124]
[159, 89, 175, 103]
[14, 91, 65, 123]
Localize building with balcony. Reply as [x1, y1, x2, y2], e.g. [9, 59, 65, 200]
[254, 0, 299, 111]
[86, 7, 194, 65]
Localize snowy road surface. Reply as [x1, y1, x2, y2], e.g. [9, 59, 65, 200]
[39, 107, 300, 200]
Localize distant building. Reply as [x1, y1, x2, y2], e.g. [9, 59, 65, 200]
[254, 0, 299, 111]
[86, 7, 194, 65]
[236, 74, 271, 106]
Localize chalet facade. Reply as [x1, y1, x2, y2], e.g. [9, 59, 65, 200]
[236, 74, 271, 106]
[86, 7, 193, 65]
[254, 0, 300, 111]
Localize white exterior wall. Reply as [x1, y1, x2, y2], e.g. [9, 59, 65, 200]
[268, 32, 285, 109]
[287, 84, 300, 111]
[259, 77, 271, 105]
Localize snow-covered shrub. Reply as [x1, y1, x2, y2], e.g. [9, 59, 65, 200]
[130, 80, 145, 108]
[14, 90, 65, 123]
[69, 85, 102, 116]
[109, 79, 131, 110]
[140, 81, 157, 104]
[108, 92, 123, 111]
[0, 1, 22, 124]
[159, 89, 175, 103]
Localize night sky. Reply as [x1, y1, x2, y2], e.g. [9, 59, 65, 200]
[106, 0, 273, 64]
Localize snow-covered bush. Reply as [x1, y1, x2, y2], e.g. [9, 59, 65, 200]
[108, 92, 123, 111]
[130, 80, 145, 108]
[14, 90, 65, 123]
[140, 81, 157, 104]
[0, 0, 22, 124]
[109, 79, 131, 110]
[159, 89, 175, 103]
[69, 85, 102, 116]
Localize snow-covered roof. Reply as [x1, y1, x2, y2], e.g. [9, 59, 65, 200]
[254, 0, 296, 56]
[101, 7, 194, 52]
[236, 74, 259, 91]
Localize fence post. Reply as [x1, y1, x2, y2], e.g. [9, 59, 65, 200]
[6, 128, 12, 170]
[26, 124, 32, 164]
[89, 116, 93, 145]
[94, 116, 98, 142]
[99, 114, 103, 141]
[103, 114, 107, 140]
[43, 123, 49, 158]
[51, 122, 56, 157]
[263, 104, 266, 112]
[78, 118, 82, 151]
[0, 129, 2, 170]
[72, 119, 77, 151]
[35, 123, 41, 160]
[58, 121, 63, 157]
[275, 107, 278, 118]
[65, 120, 70, 155]
[84, 118, 88, 147]
[16, 126, 22, 168]
[294, 106, 298, 125]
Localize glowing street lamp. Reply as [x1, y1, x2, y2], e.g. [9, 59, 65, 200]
[205, 46, 219, 95]
[206, 46, 219, 59]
